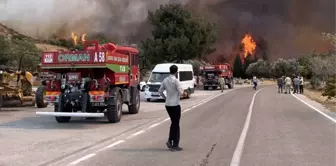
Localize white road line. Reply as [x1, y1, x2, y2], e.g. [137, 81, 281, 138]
[69, 153, 96, 165]
[148, 123, 160, 129]
[126, 130, 145, 139]
[183, 108, 191, 113]
[292, 94, 336, 123]
[132, 130, 145, 136]
[163, 118, 170, 122]
[230, 88, 263, 166]
[106, 140, 125, 148]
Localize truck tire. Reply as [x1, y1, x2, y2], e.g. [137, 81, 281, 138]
[128, 89, 140, 114]
[54, 104, 71, 123]
[204, 86, 208, 90]
[0, 95, 3, 111]
[147, 98, 151, 102]
[36, 86, 48, 108]
[228, 79, 234, 89]
[106, 88, 122, 123]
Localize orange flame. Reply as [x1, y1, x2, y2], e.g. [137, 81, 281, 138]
[71, 32, 86, 45]
[241, 33, 256, 58]
[71, 32, 78, 45]
[81, 34, 86, 43]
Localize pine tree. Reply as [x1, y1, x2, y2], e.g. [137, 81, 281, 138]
[233, 55, 243, 78]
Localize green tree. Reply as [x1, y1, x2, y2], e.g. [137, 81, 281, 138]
[243, 54, 257, 78]
[233, 55, 244, 78]
[10, 38, 42, 70]
[246, 59, 271, 77]
[139, 4, 217, 65]
[0, 35, 41, 71]
[271, 58, 300, 77]
[0, 36, 11, 65]
[322, 76, 336, 99]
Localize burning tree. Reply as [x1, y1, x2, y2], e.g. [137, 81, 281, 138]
[241, 33, 257, 64]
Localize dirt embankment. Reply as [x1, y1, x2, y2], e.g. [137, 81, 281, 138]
[0, 23, 68, 51]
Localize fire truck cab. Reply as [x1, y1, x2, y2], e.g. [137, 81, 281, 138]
[200, 63, 234, 90]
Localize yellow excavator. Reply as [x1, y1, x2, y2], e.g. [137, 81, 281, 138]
[0, 65, 45, 111]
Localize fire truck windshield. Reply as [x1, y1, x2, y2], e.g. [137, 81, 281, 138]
[149, 72, 170, 82]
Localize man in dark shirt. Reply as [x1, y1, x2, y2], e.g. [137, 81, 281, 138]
[277, 76, 284, 93]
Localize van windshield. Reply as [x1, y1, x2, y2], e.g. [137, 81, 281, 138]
[148, 72, 170, 82]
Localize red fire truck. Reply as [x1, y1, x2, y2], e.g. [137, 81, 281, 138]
[200, 63, 234, 90]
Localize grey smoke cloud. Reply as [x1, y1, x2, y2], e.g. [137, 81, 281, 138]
[0, 0, 334, 60]
[0, 0, 190, 39]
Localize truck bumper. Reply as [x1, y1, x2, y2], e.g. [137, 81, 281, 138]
[36, 112, 105, 117]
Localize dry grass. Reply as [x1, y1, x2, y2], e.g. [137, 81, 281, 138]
[261, 80, 276, 85]
[35, 43, 68, 51]
[304, 88, 336, 112]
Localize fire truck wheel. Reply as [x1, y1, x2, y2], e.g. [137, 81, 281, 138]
[36, 86, 48, 108]
[228, 80, 234, 89]
[0, 95, 3, 111]
[106, 88, 122, 123]
[54, 104, 71, 123]
[128, 90, 140, 114]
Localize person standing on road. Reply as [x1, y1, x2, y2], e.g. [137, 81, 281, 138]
[299, 76, 304, 94]
[219, 76, 225, 92]
[158, 65, 183, 151]
[252, 75, 258, 90]
[293, 76, 300, 94]
[277, 76, 284, 93]
[284, 76, 292, 94]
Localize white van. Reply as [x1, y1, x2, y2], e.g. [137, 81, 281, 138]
[144, 63, 195, 102]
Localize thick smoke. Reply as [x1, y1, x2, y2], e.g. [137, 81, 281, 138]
[0, 0, 189, 40]
[0, 0, 335, 60]
[197, 0, 336, 61]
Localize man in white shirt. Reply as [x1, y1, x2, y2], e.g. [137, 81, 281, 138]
[252, 75, 257, 90]
[159, 65, 183, 151]
[285, 76, 292, 94]
[299, 76, 304, 94]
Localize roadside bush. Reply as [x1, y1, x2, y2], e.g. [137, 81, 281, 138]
[246, 59, 271, 77]
[270, 58, 300, 77]
[322, 77, 336, 99]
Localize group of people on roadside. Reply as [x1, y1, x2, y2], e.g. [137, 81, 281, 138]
[277, 75, 304, 94]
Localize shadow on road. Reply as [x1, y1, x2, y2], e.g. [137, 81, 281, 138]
[113, 148, 170, 153]
[0, 110, 145, 130]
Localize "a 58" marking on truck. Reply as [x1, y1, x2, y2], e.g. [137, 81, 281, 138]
[94, 52, 105, 62]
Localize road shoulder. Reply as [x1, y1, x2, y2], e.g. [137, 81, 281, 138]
[293, 92, 336, 121]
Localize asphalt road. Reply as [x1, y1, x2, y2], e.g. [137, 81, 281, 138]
[0, 85, 335, 166]
[0, 88, 237, 166]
